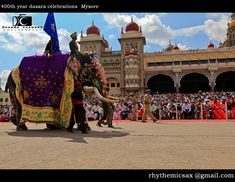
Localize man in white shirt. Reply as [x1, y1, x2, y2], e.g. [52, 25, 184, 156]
[92, 102, 100, 120]
[181, 99, 191, 119]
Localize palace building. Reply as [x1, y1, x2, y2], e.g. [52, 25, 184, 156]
[0, 90, 10, 106]
[79, 13, 235, 96]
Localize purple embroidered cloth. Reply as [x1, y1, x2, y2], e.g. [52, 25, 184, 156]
[19, 51, 70, 109]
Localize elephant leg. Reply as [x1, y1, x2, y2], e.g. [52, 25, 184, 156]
[8, 88, 21, 126]
[79, 121, 88, 134]
[85, 121, 91, 131]
[67, 109, 75, 133]
[16, 123, 28, 131]
[75, 106, 88, 134]
[78, 121, 91, 132]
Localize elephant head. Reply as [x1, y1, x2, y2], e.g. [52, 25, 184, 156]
[78, 53, 121, 125]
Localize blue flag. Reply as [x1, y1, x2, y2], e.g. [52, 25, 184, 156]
[43, 12, 60, 54]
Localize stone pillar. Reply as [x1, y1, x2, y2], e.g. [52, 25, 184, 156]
[176, 85, 180, 93]
[174, 72, 180, 93]
[210, 71, 215, 91]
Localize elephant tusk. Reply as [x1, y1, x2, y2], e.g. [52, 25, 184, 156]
[93, 87, 120, 103]
[107, 95, 123, 102]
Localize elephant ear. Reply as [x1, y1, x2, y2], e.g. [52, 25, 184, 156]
[67, 56, 80, 77]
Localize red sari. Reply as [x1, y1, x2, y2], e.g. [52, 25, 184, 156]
[211, 101, 225, 119]
[231, 100, 235, 119]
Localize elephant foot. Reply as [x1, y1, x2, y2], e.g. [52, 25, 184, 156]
[77, 124, 81, 131]
[81, 126, 89, 134]
[67, 120, 75, 133]
[17, 124, 28, 131]
[82, 130, 89, 134]
[67, 128, 74, 133]
[77, 122, 89, 134]
[46, 124, 60, 130]
[85, 122, 91, 131]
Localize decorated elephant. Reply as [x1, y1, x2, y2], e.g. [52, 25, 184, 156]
[5, 51, 121, 131]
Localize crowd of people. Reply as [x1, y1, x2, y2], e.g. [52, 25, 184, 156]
[83, 91, 235, 121]
[1, 91, 235, 123]
[0, 105, 11, 122]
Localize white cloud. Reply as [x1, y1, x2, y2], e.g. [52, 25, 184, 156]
[204, 14, 230, 42]
[0, 28, 71, 54]
[0, 69, 11, 90]
[138, 14, 174, 47]
[177, 43, 191, 50]
[103, 13, 231, 50]
[58, 28, 71, 52]
[0, 13, 72, 54]
[108, 34, 115, 40]
[0, 14, 13, 27]
[103, 14, 174, 47]
[103, 13, 132, 31]
[206, 13, 230, 20]
[174, 25, 204, 37]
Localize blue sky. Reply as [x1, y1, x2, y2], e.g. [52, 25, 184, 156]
[0, 12, 231, 89]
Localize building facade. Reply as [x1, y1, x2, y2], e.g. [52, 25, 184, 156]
[0, 91, 11, 106]
[79, 13, 235, 95]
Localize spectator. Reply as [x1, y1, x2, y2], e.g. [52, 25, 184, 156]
[92, 102, 101, 120]
[87, 107, 94, 121]
[181, 100, 191, 119]
[113, 103, 121, 120]
[211, 97, 225, 119]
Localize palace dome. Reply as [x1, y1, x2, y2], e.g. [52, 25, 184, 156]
[173, 44, 180, 50]
[208, 41, 215, 48]
[218, 41, 223, 48]
[125, 17, 139, 32]
[86, 21, 100, 35]
[165, 41, 174, 51]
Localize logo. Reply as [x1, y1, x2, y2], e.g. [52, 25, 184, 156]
[1, 14, 43, 31]
[12, 14, 32, 26]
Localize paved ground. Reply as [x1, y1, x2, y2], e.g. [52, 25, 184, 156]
[0, 120, 235, 169]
